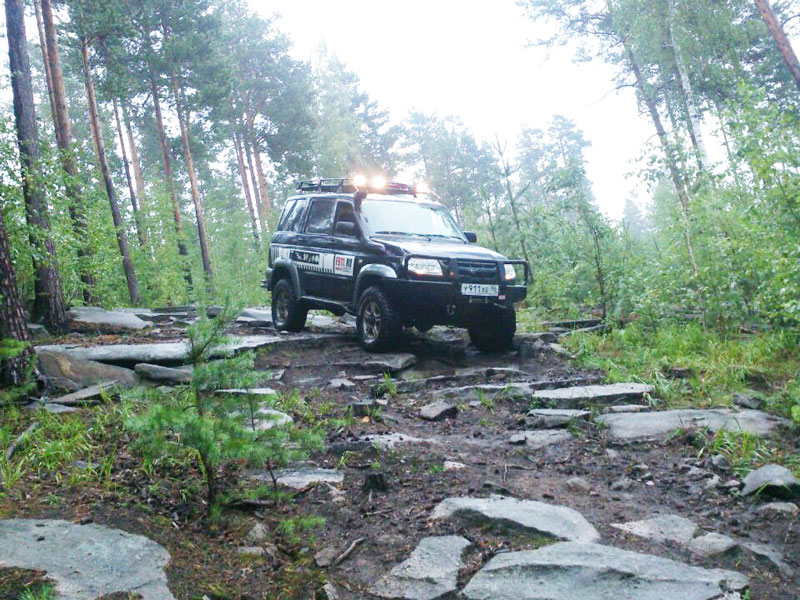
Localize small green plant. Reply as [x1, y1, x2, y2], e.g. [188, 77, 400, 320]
[18, 584, 56, 600]
[377, 373, 398, 397]
[0, 338, 37, 406]
[277, 515, 325, 546]
[128, 304, 324, 506]
[704, 429, 774, 476]
[477, 390, 494, 411]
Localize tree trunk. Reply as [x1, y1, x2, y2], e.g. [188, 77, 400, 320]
[41, 0, 95, 304]
[0, 208, 34, 388]
[122, 101, 148, 226]
[5, 0, 68, 332]
[32, 0, 57, 134]
[171, 72, 212, 281]
[113, 97, 145, 247]
[243, 136, 266, 234]
[755, 0, 800, 92]
[149, 71, 192, 279]
[669, 19, 708, 170]
[244, 101, 271, 228]
[624, 38, 699, 282]
[81, 39, 140, 304]
[233, 131, 260, 246]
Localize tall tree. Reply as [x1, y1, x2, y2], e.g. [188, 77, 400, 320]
[5, 0, 68, 331]
[0, 209, 33, 388]
[754, 0, 800, 91]
[41, 0, 96, 303]
[81, 38, 141, 304]
[113, 97, 145, 246]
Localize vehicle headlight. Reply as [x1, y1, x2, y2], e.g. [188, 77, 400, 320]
[408, 258, 443, 277]
[503, 263, 517, 281]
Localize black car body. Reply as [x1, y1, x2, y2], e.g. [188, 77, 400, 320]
[264, 179, 529, 351]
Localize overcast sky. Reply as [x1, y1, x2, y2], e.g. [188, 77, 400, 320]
[251, 0, 657, 219]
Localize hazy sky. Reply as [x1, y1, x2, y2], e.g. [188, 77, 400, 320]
[250, 0, 657, 219]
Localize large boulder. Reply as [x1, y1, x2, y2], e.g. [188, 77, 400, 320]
[532, 383, 653, 409]
[741, 464, 800, 499]
[135, 363, 193, 384]
[462, 542, 748, 600]
[431, 495, 599, 543]
[370, 536, 471, 600]
[0, 518, 174, 599]
[68, 307, 149, 333]
[38, 351, 138, 391]
[597, 409, 789, 441]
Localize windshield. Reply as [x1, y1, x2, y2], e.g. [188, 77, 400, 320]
[360, 199, 464, 240]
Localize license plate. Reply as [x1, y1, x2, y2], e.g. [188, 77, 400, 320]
[461, 283, 499, 297]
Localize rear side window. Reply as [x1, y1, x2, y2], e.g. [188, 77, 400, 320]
[282, 198, 309, 232]
[276, 200, 296, 231]
[305, 199, 336, 235]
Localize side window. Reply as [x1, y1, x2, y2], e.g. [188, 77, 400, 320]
[284, 198, 309, 232]
[276, 199, 296, 231]
[334, 201, 355, 225]
[305, 199, 336, 235]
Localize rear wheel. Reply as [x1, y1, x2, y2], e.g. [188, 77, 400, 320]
[271, 278, 307, 332]
[468, 306, 516, 353]
[357, 286, 402, 351]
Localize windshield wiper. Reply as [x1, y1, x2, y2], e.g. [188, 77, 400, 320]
[374, 231, 430, 239]
[426, 234, 464, 240]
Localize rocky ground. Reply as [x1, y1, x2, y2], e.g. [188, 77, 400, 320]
[1, 305, 798, 599]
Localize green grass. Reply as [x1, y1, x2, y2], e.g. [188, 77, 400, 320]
[564, 322, 800, 411]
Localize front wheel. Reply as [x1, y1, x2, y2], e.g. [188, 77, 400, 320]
[271, 278, 308, 332]
[357, 286, 402, 351]
[468, 306, 516, 352]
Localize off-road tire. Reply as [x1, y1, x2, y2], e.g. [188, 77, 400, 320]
[357, 286, 402, 351]
[271, 278, 307, 332]
[468, 306, 516, 352]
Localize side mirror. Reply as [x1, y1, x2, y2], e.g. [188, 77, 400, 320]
[464, 231, 477, 243]
[335, 221, 358, 237]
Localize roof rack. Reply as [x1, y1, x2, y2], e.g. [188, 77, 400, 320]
[296, 178, 416, 196]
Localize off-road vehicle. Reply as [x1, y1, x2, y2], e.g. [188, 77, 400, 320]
[264, 177, 529, 352]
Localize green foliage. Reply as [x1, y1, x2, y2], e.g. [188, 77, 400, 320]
[704, 429, 774, 477]
[17, 584, 56, 600]
[0, 339, 35, 405]
[126, 306, 324, 505]
[277, 515, 325, 546]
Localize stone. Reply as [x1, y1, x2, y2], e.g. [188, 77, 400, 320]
[565, 476, 591, 493]
[419, 400, 458, 421]
[598, 409, 788, 441]
[515, 331, 558, 344]
[602, 404, 651, 413]
[314, 545, 339, 567]
[711, 454, 731, 471]
[26, 323, 49, 339]
[435, 382, 533, 403]
[237, 546, 267, 557]
[507, 430, 572, 448]
[25, 401, 79, 414]
[741, 464, 800, 499]
[323, 583, 339, 599]
[688, 533, 738, 557]
[329, 378, 355, 390]
[68, 307, 149, 333]
[740, 540, 794, 576]
[216, 387, 277, 396]
[357, 432, 429, 450]
[431, 495, 599, 543]
[135, 363, 193, 384]
[36, 333, 336, 367]
[532, 383, 653, 408]
[49, 381, 119, 406]
[362, 353, 418, 373]
[758, 501, 799, 516]
[612, 514, 698, 545]
[0, 518, 173, 599]
[733, 392, 762, 410]
[443, 460, 467, 471]
[370, 536, 471, 600]
[526, 408, 590, 428]
[265, 468, 344, 490]
[461, 542, 748, 600]
[38, 351, 138, 391]
[609, 477, 634, 491]
[348, 400, 377, 417]
[250, 409, 293, 431]
[246, 522, 269, 544]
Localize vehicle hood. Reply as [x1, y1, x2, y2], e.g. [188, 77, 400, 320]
[372, 237, 509, 261]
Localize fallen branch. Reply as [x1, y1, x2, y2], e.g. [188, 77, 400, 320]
[5, 422, 38, 461]
[331, 537, 366, 567]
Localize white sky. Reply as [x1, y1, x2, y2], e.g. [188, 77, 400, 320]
[250, 0, 656, 219]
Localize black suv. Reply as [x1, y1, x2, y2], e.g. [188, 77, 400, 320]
[264, 178, 529, 352]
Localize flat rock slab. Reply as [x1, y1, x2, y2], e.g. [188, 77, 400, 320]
[50, 381, 119, 406]
[598, 409, 789, 441]
[68, 308, 149, 332]
[370, 536, 471, 600]
[358, 432, 431, 450]
[259, 467, 344, 490]
[527, 408, 590, 428]
[431, 494, 599, 543]
[37, 333, 338, 367]
[508, 430, 573, 448]
[435, 383, 533, 403]
[533, 383, 653, 408]
[361, 353, 418, 373]
[135, 363, 193, 384]
[0, 518, 173, 599]
[252, 408, 293, 430]
[215, 387, 277, 396]
[419, 400, 458, 421]
[461, 542, 747, 600]
[741, 464, 800, 499]
[611, 514, 698, 544]
[38, 351, 138, 391]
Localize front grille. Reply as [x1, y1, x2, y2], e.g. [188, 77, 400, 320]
[457, 260, 498, 282]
